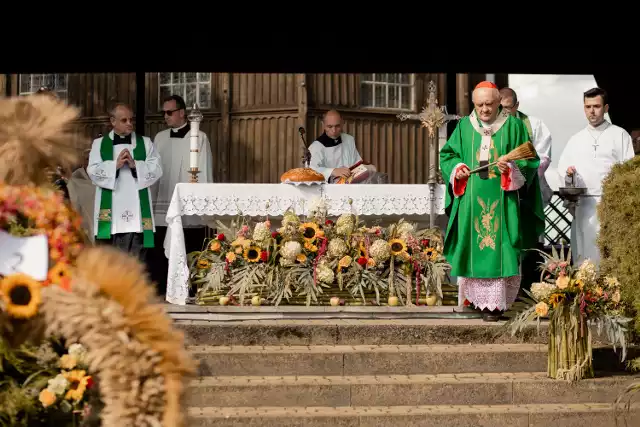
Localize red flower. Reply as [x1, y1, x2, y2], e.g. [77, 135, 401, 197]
[217, 233, 225, 241]
[463, 299, 471, 307]
[357, 257, 367, 266]
[86, 376, 94, 389]
[421, 239, 430, 247]
[325, 219, 334, 226]
[261, 251, 269, 262]
[271, 231, 279, 238]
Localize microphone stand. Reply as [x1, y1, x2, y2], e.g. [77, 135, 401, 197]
[299, 127, 311, 168]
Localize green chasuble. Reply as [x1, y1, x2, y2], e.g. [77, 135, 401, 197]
[96, 134, 155, 248]
[439, 109, 544, 279]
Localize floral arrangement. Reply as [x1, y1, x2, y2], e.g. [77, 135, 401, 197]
[0, 338, 99, 426]
[508, 245, 632, 381]
[190, 198, 451, 307]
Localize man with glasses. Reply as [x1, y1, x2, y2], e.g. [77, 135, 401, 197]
[499, 87, 553, 206]
[150, 95, 213, 297]
[87, 103, 163, 260]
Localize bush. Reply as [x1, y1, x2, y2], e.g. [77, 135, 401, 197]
[597, 155, 640, 334]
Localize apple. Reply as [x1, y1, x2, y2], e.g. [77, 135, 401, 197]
[388, 296, 399, 306]
[426, 295, 438, 306]
[251, 295, 262, 306]
[219, 296, 230, 306]
[330, 297, 340, 306]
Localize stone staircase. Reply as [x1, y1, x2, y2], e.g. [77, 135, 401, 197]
[172, 314, 640, 426]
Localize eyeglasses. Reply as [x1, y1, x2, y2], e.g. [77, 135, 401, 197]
[162, 109, 180, 116]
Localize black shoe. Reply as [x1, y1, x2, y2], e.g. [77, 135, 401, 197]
[482, 310, 503, 322]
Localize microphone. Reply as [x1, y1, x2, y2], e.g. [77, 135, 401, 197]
[298, 126, 308, 148]
[298, 126, 311, 167]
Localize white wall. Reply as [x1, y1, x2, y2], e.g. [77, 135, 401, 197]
[507, 74, 611, 190]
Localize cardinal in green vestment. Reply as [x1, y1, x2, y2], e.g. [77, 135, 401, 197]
[439, 81, 544, 321]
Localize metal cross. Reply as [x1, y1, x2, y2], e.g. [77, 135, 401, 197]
[397, 80, 462, 138]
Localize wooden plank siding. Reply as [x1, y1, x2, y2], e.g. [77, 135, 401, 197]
[6, 72, 460, 185]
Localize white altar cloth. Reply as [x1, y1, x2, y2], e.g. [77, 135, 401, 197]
[164, 183, 446, 305]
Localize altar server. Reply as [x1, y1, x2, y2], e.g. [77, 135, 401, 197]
[87, 103, 162, 260]
[153, 94, 213, 223]
[558, 87, 634, 267]
[308, 109, 389, 184]
[150, 95, 213, 296]
[500, 87, 553, 205]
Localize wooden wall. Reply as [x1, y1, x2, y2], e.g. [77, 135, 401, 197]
[6, 72, 456, 184]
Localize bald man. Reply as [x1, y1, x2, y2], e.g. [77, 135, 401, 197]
[500, 87, 553, 205]
[308, 110, 388, 184]
[87, 103, 163, 261]
[440, 82, 544, 321]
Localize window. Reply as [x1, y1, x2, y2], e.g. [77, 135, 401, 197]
[360, 73, 415, 111]
[158, 72, 212, 110]
[19, 74, 68, 98]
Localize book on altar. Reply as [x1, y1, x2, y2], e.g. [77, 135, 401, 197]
[331, 161, 377, 184]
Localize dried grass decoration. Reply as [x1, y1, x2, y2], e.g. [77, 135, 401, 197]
[468, 141, 537, 175]
[0, 95, 195, 426]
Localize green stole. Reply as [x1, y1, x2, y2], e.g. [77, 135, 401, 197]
[96, 134, 155, 248]
[516, 111, 534, 141]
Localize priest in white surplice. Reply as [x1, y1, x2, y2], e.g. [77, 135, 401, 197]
[87, 103, 162, 261]
[500, 87, 553, 205]
[308, 110, 389, 184]
[150, 94, 213, 296]
[558, 87, 635, 267]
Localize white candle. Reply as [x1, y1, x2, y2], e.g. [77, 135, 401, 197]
[189, 121, 199, 169]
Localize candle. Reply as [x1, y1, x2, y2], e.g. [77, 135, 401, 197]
[189, 121, 199, 169]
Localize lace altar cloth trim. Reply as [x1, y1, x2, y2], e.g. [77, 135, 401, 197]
[458, 275, 521, 312]
[164, 183, 446, 305]
[166, 183, 446, 219]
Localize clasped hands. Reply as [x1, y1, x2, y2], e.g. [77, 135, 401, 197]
[455, 156, 509, 180]
[116, 149, 136, 169]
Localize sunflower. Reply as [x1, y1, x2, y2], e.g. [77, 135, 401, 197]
[388, 238, 407, 256]
[358, 242, 368, 259]
[244, 246, 262, 262]
[0, 273, 41, 319]
[300, 222, 320, 241]
[549, 293, 565, 308]
[424, 247, 439, 261]
[63, 370, 90, 401]
[47, 262, 71, 289]
[196, 259, 210, 269]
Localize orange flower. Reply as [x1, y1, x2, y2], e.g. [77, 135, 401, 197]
[47, 262, 71, 289]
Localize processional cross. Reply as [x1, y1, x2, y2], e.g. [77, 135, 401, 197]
[396, 80, 463, 227]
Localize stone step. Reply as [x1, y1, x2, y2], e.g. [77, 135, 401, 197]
[186, 403, 640, 427]
[191, 343, 548, 376]
[186, 372, 639, 408]
[176, 318, 549, 346]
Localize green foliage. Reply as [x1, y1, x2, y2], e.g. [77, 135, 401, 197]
[598, 155, 640, 334]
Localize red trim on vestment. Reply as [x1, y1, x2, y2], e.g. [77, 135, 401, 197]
[501, 166, 512, 190]
[453, 165, 469, 196]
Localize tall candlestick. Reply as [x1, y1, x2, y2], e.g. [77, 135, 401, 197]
[187, 103, 203, 183]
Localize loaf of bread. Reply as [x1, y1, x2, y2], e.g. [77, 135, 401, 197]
[280, 168, 325, 183]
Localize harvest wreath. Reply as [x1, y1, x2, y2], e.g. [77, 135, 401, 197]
[0, 95, 194, 426]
